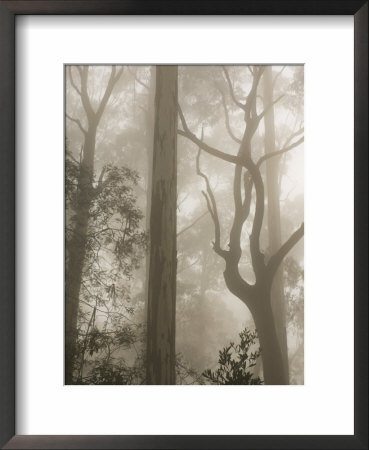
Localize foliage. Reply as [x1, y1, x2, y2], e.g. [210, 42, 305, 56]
[284, 256, 304, 337]
[202, 328, 263, 385]
[284, 256, 304, 384]
[66, 153, 147, 384]
[82, 361, 142, 385]
[175, 353, 205, 385]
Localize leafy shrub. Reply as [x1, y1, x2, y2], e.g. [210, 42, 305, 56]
[203, 328, 263, 385]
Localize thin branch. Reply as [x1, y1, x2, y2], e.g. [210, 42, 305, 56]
[115, 67, 124, 82]
[178, 104, 241, 166]
[137, 104, 148, 115]
[257, 94, 285, 121]
[222, 66, 246, 111]
[177, 211, 209, 237]
[79, 66, 95, 119]
[66, 150, 80, 165]
[282, 126, 304, 148]
[245, 67, 264, 122]
[75, 65, 83, 78]
[272, 66, 286, 88]
[267, 223, 304, 282]
[68, 66, 81, 96]
[241, 171, 253, 221]
[257, 136, 304, 168]
[66, 113, 87, 135]
[128, 67, 149, 90]
[196, 136, 227, 259]
[215, 84, 242, 144]
[94, 166, 107, 196]
[177, 255, 202, 274]
[202, 191, 215, 221]
[96, 66, 118, 121]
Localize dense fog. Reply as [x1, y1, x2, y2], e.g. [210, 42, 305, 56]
[65, 65, 304, 385]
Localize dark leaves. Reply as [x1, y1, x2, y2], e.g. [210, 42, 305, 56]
[202, 328, 263, 385]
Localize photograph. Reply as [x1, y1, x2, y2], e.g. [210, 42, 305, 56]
[65, 64, 304, 386]
[1, 1, 366, 446]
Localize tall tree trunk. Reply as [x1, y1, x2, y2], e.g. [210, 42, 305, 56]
[252, 295, 286, 385]
[198, 240, 209, 365]
[263, 66, 289, 383]
[146, 66, 178, 385]
[144, 67, 156, 316]
[65, 66, 121, 384]
[223, 264, 288, 385]
[65, 123, 97, 384]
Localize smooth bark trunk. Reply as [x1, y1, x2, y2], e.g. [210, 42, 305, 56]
[146, 66, 178, 385]
[199, 241, 209, 358]
[144, 67, 156, 316]
[224, 263, 288, 384]
[263, 66, 289, 382]
[252, 296, 287, 385]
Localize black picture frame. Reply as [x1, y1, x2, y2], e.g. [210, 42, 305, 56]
[0, 1, 367, 449]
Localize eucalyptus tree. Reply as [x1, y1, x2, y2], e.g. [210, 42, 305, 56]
[65, 66, 123, 384]
[146, 65, 178, 384]
[262, 66, 304, 382]
[178, 66, 304, 385]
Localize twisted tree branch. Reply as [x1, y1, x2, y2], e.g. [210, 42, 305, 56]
[196, 138, 228, 259]
[178, 104, 241, 166]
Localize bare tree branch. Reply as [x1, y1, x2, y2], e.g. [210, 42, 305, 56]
[96, 66, 120, 121]
[94, 166, 107, 193]
[257, 94, 285, 121]
[272, 66, 286, 88]
[128, 67, 149, 90]
[257, 136, 304, 168]
[266, 223, 304, 282]
[245, 67, 264, 123]
[222, 66, 246, 111]
[196, 136, 227, 259]
[79, 144, 83, 164]
[282, 126, 304, 148]
[68, 66, 82, 96]
[137, 104, 148, 115]
[66, 149, 80, 166]
[115, 67, 124, 82]
[242, 171, 253, 221]
[66, 113, 87, 135]
[215, 84, 242, 144]
[79, 66, 95, 119]
[178, 103, 241, 166]
[177, 211, 209, 237]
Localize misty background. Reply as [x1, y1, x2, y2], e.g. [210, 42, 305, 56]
[65, 65, 304, 385]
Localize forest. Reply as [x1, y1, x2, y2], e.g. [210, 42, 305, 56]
[65, 65, 304, 385]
